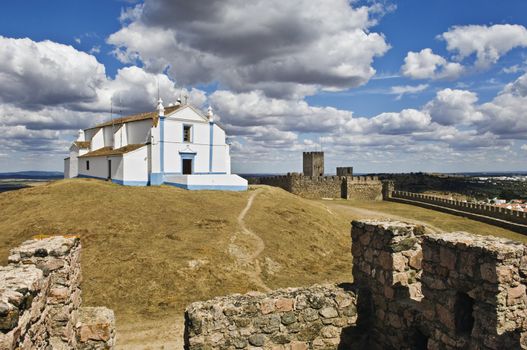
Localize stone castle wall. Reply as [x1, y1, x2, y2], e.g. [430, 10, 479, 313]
[389, 190, 527, 234]
[0, 236, 115, 349]
[184, 285, 359, 349]
[352, 220, 527, 349]
[254, 173, 383, 200]
[186, 219, 527, 349]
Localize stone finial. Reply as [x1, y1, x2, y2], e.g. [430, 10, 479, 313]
[207, 106, 214, 122]
[156, 98, 165, 117]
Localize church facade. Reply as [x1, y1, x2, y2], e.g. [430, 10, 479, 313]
[64, 100, 248, 191]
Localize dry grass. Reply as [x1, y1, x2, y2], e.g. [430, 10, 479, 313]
[324, 198, 527, 244]
[0, 180, 351, 347]
[0, 180, 524, 347]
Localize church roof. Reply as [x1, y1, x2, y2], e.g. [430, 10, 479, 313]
[87, 105, 183, 130]
[73, 141, 91, 149]
[78, 144, 146, 158]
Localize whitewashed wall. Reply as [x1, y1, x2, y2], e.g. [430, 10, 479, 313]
[127, 120, 151, 144]
[109, 156, 124, 181]
[67, 149, 79, 178]
[78, 157, 107, 179]
[64, 158, 70, 178]
[90, 129, 105, 151]
[103, 126, 114, 148]
[123, 147, 149, 184]
[113, 125, 128, 149]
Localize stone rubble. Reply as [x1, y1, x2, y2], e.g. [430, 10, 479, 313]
[0, 236, 115, 349]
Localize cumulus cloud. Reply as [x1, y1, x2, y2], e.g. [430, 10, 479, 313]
[425, 89, 483, 126]
[107, 0, 390, 97]
[401, 24, 527, 81]
[441, 24, 527, 68]
[0, 36, 210, 161]
[401, 48, 463, 80]
[0, 36, 107, 109]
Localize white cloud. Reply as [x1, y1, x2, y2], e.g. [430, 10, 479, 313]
[425, 88, 483, 126]
[389, 84, 428, 99]
[0, 36, 107, 109]
[441, 24, 527, 68]
[401, 48, 463, 80]
[107, 0, 390, 98]
[521, 144, 527, 151]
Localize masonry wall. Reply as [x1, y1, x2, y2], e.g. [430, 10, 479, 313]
[186, 220, 527, 349]
[184, 285, 359, 350]
[391, 191, 527, 225]
[0, 236, 115, 349]
[255, 174, 383, 200]
[303, 152, 324, 177]
[351, 219, 527, 350]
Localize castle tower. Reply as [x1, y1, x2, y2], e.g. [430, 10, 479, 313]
[303, 152, 324, 177]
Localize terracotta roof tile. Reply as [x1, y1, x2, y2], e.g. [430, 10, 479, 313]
[74, 141, 91, 149]
[78, 144, 146, 158]
[88, 105, 182, 130]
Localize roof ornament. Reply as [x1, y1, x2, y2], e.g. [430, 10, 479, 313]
[77, 129, 84, 141]
[175, 97, 182, 106]
[156, 98, 165, 117]
[207, 106, 214, 122]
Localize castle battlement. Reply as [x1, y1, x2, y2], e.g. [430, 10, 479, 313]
[185, 220, 527, 349]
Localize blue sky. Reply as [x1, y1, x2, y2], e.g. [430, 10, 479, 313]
[0, 0, 526, 173]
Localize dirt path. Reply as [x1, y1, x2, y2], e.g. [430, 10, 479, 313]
[323, 201, 443, 234]
[228, 189, 270, 292]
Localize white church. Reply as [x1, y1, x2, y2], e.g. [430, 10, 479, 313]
[64, 99, 248, 191]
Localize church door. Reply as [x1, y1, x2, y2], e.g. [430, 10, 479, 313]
[183, 159, 192, 175]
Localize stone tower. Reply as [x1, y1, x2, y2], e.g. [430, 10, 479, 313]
[303, 152, 324, 177]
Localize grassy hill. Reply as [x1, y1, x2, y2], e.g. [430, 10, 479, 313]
[1, 179, 525, 347]
[0, 179, 352, 346]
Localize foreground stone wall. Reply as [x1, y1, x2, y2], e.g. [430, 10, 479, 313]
[0, 236, 115, 349]
[184, 285, 359, 349]
[351, 220, 424, 348]
[254, 173, 382, 200]
[186, 220, 527, 349]
[352, 219, 527, 350]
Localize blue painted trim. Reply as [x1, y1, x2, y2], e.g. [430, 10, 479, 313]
[163, 172, 228, 175]
[209, 121, 214, 173]
[78, 174, 105, 180]
[165, 182, 247, 191]
[179, 151, 197, 156]
[78, 174, 148, 187]
[149, 172, 164, 186]
[112, 179, 149, 186]
[160, 116, 165, 174]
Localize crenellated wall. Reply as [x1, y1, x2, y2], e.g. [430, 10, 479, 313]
[254, 173, 383, 200]
[351, 219, 527, 350]
[185, 219, 527, 349]
[0, 236, 115, 349]
[389, 190, 527, 234]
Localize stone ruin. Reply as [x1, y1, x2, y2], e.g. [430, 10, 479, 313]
[0, 236, 115, 349]
[185, 219, 527, 349]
